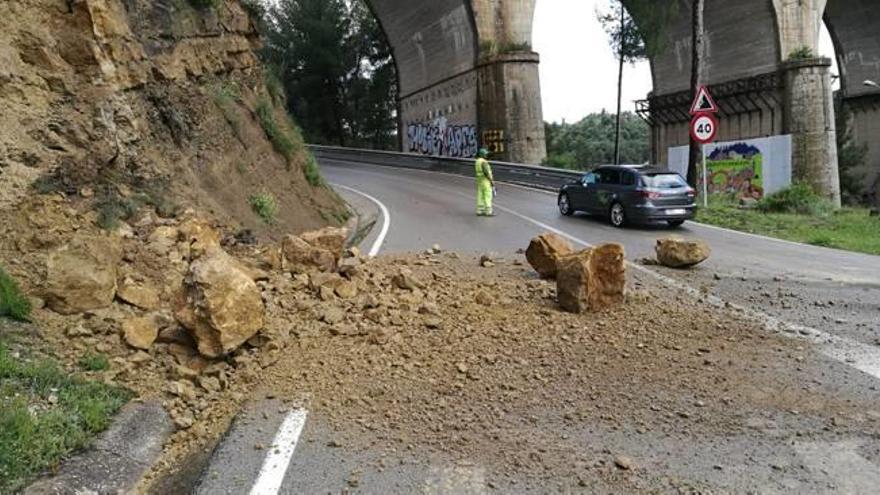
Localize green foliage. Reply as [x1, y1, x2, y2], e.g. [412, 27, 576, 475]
[95, 185, 178, 231]
[0, 267, 31, 322]
[544, 112, 650, 169]
[757, 183, 834, 216]
[598, 0, 677, 59]
[256, 97, 296, 161]
[697, 198, 880, 256]
[260, 0, 398, 150]
[789, 46, 815, 60]
[303, 154, 323, 187]
[214, 82, 245, 142]
[78, 353, 110, 372]
[249, 193, 278, 224]
[835, 98, 871, 205]
[0, 339, 131, 493]
[597, 1, 647, 64]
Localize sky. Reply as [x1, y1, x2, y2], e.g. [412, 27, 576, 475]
[533, 0, 838, 124]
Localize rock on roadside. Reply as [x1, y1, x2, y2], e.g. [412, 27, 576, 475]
[556, 243, 626, 313]
[123, 316, 160, 350]
[526, 233, 574, 279]
[175, 249, 266, 358]
[655, 237, 711, 268]
[45, 235, 120, 314]
[281, 227, 348, 273]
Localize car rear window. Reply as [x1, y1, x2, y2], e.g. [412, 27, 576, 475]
[641, 173, 688, 189]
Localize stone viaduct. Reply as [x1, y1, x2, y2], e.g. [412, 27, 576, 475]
[366, 0, 879, 204]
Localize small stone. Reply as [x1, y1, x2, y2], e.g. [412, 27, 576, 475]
[475, 291, 493, 307]
[321, 307, 345, 325]
[198, 376, 222, 393]
[122, 317, 159, 350]
[424, 317, 442, 329]
[431, 244, 442, 254]
[335, 281, 358, 299]
[614, 456, 634, 470]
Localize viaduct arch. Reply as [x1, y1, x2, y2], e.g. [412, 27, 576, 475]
[365, 0, 880, 204]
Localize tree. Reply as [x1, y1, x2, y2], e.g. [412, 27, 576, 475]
[258, 0, 398, 149]
[544, 112, 650, 170]
[598, 1, 648, 165]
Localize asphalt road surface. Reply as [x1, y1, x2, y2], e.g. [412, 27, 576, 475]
[191, 158, 880, 494]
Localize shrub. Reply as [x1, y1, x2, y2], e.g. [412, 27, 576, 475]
[256, 98, 296, 161]
[0, 267, 31, 322]
[303, 154, 324, 187]
[757, 182, 833, 216]
[249, 193, 278, 224]
[788, 46, 815, 60]
[78, 353, 110, 372]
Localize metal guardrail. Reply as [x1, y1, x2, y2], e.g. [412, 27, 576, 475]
[309, 145, 583, 192]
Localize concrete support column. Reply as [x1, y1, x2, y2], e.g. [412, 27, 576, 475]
[782, 57, 841, 206]
[477, 52, 546, 164]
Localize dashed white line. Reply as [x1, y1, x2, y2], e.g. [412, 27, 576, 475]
[332, 183, 391, 257]
[249, 409, 308, 495]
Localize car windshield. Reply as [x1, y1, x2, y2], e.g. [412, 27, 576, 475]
[642, 173, 688, 189]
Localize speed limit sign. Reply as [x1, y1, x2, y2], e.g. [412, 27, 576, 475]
[690, 113, 718, 144]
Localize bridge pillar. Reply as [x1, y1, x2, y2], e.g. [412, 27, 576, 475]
[782, 58, 841, 206]
[472, 0, 546, 164]
[477, 53, 546, 164]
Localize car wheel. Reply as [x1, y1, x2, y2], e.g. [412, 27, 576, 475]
[667, 220, 685, 228]
[609, 202, 626, 228]
[558, 193, 574, 216]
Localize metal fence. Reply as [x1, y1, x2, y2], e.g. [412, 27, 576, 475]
[309, 145, 583, 192]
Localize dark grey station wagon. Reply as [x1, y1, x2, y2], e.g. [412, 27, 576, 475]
[557, 166, 697, 228]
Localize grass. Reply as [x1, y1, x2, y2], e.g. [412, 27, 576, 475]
[78, 353, 110, 372]
[256, 97, 296, 162]
[0, 338, 132, 493]
[697, 193, 880, 256]
[255, 96, 325, 186]
[214, 82, 245, 144]
[95, 185, 179, 230]
[249, 193, 278, 225]
[0, 266, 31, 322]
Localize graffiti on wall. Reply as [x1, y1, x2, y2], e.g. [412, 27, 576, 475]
[406, 117, 478, 158]
[703, 142, 765, 199]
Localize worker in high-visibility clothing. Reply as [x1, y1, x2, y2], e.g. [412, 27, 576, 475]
[475, 148, 496, 216]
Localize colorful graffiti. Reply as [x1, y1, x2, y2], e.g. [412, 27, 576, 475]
[705, 142, 765, 199]
[406, 118, 479, 158]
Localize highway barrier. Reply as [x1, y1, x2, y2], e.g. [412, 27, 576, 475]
[309, 145, 583, 192]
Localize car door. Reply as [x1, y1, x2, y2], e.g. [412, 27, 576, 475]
[579, 171, 602, 214]
[592, 168, 621, 213]
[570, 172, 597, 211]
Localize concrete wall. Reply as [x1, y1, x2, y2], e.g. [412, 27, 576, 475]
[826, 0, 880, 203]
[650, 0, 781, 95]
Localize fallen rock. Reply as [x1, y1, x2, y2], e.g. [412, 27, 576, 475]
[335, 281, 358, 299]
[178, 217, 222, 257]
[475, 291, 493, 307]
[526, 233, 574, 279]
[299, 227, 348, 256]
[175, 249, 266, 358]
[556, 244, 626, 313]
[123, 317, 160, 350]
[281, 235, 336, 273]
[614, 456, 635, 471]
[117, 278, 161, 310]
[392, 269, 420, 291]
[655, 237, 711, 268]
[45, 235, 120, 314]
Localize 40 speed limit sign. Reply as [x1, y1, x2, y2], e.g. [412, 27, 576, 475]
[690, 113, 718, 144]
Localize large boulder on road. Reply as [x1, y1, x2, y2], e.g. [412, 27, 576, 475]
[175, 249, 265, 358]
[526, 233, 574, 279]
[655, 237, 711, 268]
[45, 235, 120, 314]
[557, 243, 626, 313]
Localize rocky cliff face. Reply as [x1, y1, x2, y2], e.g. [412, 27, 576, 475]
[0, 0, 344, 233]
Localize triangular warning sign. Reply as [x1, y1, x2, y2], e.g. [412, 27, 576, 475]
[690, 86, 718, 115]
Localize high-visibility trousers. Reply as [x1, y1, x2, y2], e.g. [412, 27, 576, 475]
[476, 179, 493, 215]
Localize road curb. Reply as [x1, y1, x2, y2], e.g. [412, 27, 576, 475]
[24, 400, 173, 495]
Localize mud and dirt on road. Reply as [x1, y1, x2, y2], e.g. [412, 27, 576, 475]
[161, 251, 880, 492]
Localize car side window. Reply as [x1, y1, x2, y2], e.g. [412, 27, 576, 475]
[582, 173, 597, 185]
[598, 169, 621, 185]
[622, 172, 636, 187]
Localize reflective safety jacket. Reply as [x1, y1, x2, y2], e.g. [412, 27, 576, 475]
[475, 158, 493, 182]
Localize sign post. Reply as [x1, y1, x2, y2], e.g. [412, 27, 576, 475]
[689, 85, 719, 208]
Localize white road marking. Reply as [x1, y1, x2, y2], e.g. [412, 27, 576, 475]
[332, 183, 391, 257]
[249, 409, 308, 495]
